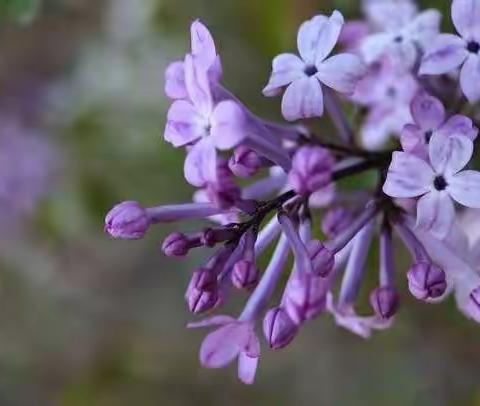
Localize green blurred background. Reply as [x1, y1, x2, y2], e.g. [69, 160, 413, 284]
[0, 0, 479, 405]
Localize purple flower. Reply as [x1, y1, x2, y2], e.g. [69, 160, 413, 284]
[232, 260, 260, 291]
[420, 0, 480, 102]
[407, 262, 447, 300]
[401, 91, 478, 159]
[288, 146, 335, 195]
[165, 54, 246, 187]
[384, 133, 480, 238]
[263, 11, 366, 121]
[321, 207, 354, 239]
[263, 307, 298, 350]
[306, 240, 335, 277]
[188, 316, 260, 385]
[361, 1, 441, 69]
[228, 146, 263, 178]
[105, 201, 151, 239]
[162, 232, 202, 257]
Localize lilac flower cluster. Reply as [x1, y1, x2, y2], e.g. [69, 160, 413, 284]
[105, 0, 480, 384]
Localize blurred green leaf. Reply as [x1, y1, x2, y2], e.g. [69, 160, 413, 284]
[1, 0, 41, 25]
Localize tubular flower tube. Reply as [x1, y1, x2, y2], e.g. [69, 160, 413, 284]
[104, 5, 480, 385]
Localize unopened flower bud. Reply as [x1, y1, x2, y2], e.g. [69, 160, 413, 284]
[228, 146, 262, 178]
[407, 262, 447, 300]
[105, 201, 151, 240]
[161, 232, 199, 257]
[321, 207, 353, 239]
[288, 146, 334, 195]
[369, 286, 399, 319]
[263, 307, 298, 350]
[231, 260, 259, 290]
[465, 287, 480, 323]
[306, 240, 334, 277]
[285, 272, 327, 325]
[185, 268, 219, 314]
[189, 268, 217, 291]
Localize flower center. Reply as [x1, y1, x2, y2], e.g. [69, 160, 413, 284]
[433, 175, 448, 191]
[424, 130, 433, 143]
[467, 41, 480, 54]
[386, 87, 397, 98]
[394, 35, 403, 43]
[304, 65, 318, 77]
[204, 124, 212, 136]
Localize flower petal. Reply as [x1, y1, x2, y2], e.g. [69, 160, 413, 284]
[184, 54, 213, 116]
[360, 32, 392, 65]
[187, 315, 236, 329]
[184, 138, 217, 187]
[165, 100, 204, 147]
[199, 324, 247, 368]
[400, 124, 429, 160]
[406, 9, 442, 50]
[165, 61, 187, 100]
[316, 53, 366, 95]
[460, 54, 480, 103]
[416, 191, 455, 239]
[452, 0, 480, 39]
[191, 20, 217, 70]
[297, 11, 344, 65]
[383, 151, 434, 198]
[448, 170, 480, 208]
[262, 53, 305, 97]
[420, 34, 468, 75]
[411, 91, 445, 131]
[281, 77, 324, 121]
[429, 133, 473, 176]
[211, 100, 246, 150]
[237, 352, 258, 385]
[438, 114, 478, 140]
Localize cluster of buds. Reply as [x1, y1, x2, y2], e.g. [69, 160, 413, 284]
[105, 0, 480, 385]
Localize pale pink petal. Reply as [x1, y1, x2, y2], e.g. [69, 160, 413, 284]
[165, 61, 187, 100]
[448, 170, 480, 208]
[281, 77, 324, 121]
[406, 9, 442, 50]
[316, 53, 366, 95]
[191, 20, 217, 70]
[184, 54, 213, 116]
[187, 315, 236, 329]
[237, 352, 258, 385]
[438, 115, 478, 140]
[429, 133, 473, 176]
[420, 34, 468, 75]
[383, 151, 434, 198]
[411, 91, 445, 130]
[199, 324, 245, 368]
[184, 138, 217, 187]
[211, 100, 246, 150]
[360, 33, 392, 65]
[263, 53, 305, 97]
[460, 54, 480, 103]
[416, 191, 455, 239]
[165, 100, 204, 147]
[452, 0, 480, 39]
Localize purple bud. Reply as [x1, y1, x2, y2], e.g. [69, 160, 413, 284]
[369, 286, 399, 319]
[228, 146, 262, 178]
[105, 201, 151, 240]
[407, 262, 447, 300]
[321, 207, 354, 239]
[206, 160, 241, 209]
[288, 146, 334, 195]
[185, 268, 219, 314]
[231, 260, 259, 290]
[284, 272, 327, 325]
[161, 232, 198, 257]
[263, 307, 298, 350]
[306, 240, 335, 277]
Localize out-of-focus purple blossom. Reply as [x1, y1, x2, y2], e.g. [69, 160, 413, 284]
[306, 240, 335, 277]
[263, 11, 366, 121]
[263, 307, 298, 350]
[288, 146, 335, 195]
[361, 0, 441, 69]
[420, 0, 480, 102]
[321, 207, 354, 239]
